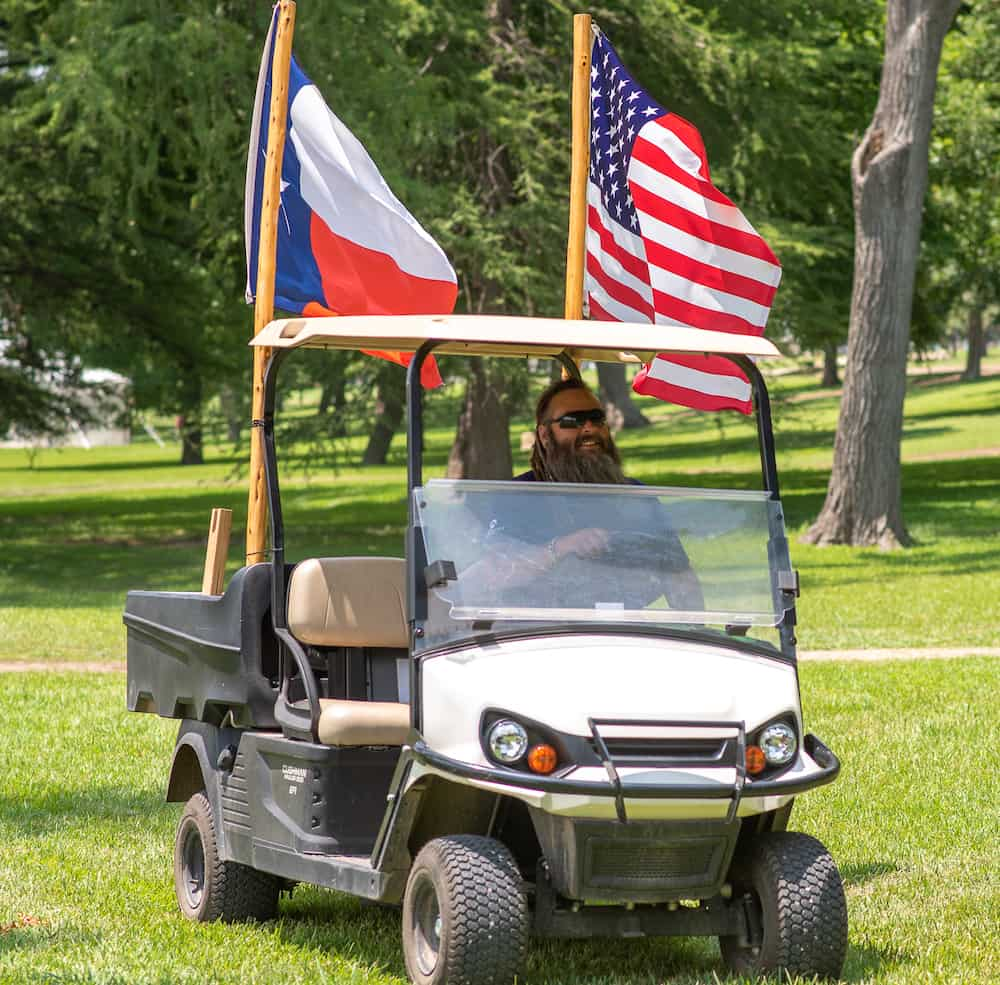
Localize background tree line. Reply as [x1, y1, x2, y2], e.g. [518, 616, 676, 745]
[1, 1, 996, 534]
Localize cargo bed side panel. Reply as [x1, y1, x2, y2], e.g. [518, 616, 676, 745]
[125, 563, 278, 728]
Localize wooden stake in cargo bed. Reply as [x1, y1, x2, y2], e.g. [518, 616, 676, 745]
[202, 508, 233, 596]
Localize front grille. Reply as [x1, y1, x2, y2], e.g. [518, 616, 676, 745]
[593, 736, 732, 767]
[586, 836, 727, 890]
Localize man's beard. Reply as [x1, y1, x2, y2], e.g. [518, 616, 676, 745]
[542, 427, 626, 484]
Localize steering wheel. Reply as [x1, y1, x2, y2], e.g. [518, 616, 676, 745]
[602, 529, 691, 573]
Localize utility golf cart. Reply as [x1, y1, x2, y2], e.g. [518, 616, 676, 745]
[125, 314, 847, 983]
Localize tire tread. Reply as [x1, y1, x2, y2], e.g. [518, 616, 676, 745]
[175, 792, 280, 923]
[404, 834, 528, 985]
[720, 831, 847, 980]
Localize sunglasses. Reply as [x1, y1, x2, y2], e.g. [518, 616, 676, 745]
[547, 408, 608, 430]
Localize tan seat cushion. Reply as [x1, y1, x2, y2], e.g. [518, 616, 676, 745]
[287, 557, 407, 648]
[318, 699, 410, 746]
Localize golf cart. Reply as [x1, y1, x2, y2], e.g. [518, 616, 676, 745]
[125, 313, 847, 983]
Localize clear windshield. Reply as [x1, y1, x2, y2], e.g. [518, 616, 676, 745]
[413, 480, 792, 652]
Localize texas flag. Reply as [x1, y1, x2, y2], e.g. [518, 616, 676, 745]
[245, 8, 457, 387]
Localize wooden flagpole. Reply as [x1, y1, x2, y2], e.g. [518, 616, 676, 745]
[246, 0, 297, 565]
[564, 12, 592, 322]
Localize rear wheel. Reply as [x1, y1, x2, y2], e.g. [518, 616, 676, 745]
[174, 791, 281, 923]
[402, 835, 528, 985]
[719, 832, 847, 980]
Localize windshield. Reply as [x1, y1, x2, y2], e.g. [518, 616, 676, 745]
[413, 479, 793, 652]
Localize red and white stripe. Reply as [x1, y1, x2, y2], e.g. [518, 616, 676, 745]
[586, 106, 780, 414]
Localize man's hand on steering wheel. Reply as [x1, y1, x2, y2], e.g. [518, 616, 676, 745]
[550, 527, 610, 560]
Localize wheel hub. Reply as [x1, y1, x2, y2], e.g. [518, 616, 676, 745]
[410, 873, 442, 976]
[180, 823, 206, 909]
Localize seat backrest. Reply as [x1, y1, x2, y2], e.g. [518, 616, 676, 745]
[287, 557, 408, 648]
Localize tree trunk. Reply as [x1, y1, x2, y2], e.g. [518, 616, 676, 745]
[820, 341, 840, 387]
[963, 303, 984, 381]
[362, 370, 405, 466]
[319, 376, 346, 416]
[180, 422, 203, 465]
[319, 374, 349, 436]
[445, 0, 518, 478]
[803, 0, 960, 549]
[178, 371, 204, 465]
[597, 362, 651, 430]
[447, 361, 512, 479]
[219, 385, 241, 443]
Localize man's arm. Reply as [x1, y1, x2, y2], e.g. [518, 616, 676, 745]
[649, 505, 705, 611]
[460, 527, 611, 597]
[664, 565, 705, 611]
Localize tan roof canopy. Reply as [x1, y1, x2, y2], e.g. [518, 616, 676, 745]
[250, 314, 781, 363]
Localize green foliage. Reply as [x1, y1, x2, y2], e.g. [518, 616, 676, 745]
[918, 0, 1000, 343]
[0, 0, 258, 444]
[0, 321, 103, 440]
[0, 0, 981, 446]
[596, 0, 884, 352]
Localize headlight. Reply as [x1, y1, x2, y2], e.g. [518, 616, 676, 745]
[488, 720, 528, 763]
[759, 722, 797, 766]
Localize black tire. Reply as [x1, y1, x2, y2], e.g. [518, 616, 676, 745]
[402, 835, 529, 985]
[173, 791, 281, 923]
[720, 832, 848, 981]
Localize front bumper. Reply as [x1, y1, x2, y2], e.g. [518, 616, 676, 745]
[411, 733, 840, 820]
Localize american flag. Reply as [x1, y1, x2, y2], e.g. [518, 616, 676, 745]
[585, 30, 781, 414]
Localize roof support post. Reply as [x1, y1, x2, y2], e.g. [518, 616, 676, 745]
[246, 0, 297, 566]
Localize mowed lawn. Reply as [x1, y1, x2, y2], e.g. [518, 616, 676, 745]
[0, 363, 998, 663]
[0, 658, 996, 984]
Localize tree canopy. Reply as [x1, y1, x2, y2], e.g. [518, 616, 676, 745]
[1, 0, 989, 474]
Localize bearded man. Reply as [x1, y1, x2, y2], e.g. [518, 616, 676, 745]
[473, 377, 705, 610]
[520, 378, 627, 485]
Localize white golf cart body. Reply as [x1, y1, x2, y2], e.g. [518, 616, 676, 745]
[125, 314, 845, 979]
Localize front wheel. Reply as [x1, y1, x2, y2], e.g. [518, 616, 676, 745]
[402, 835, 528, 985]
[719, 832, 848, 980]
[174, 791, 281, 923]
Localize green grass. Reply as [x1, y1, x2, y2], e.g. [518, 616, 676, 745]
[0, 363, 997, 983]
[1, 657, 996, 983]
[1, 365, 997, 661]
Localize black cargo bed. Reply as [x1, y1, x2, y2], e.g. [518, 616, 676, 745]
[124, 563, 279, 728]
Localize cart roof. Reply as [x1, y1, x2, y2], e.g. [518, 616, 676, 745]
[250, 314, 781, 363]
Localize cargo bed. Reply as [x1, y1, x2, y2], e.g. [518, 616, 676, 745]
[124, 563, 280, 728]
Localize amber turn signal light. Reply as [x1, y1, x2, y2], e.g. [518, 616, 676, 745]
[745, 745, 767, 775]
[527, 743, 558, 774]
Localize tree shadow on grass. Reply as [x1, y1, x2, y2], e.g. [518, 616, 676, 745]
[274, 888, 741, 984]
[257, 881, 918, 985]
[904, 401, 1000, 423]
[0, 922, 101, 957]
[781, 457, 1000, 537]
[839, 860, 898, 886]
[793, 544, 1000, 586]
[842, 941, 912, 982]
[14, 455, 241, 475]
[273, 889, 406, 978]
[0, 785, 173, 838]
[528, 935, 719, 984]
